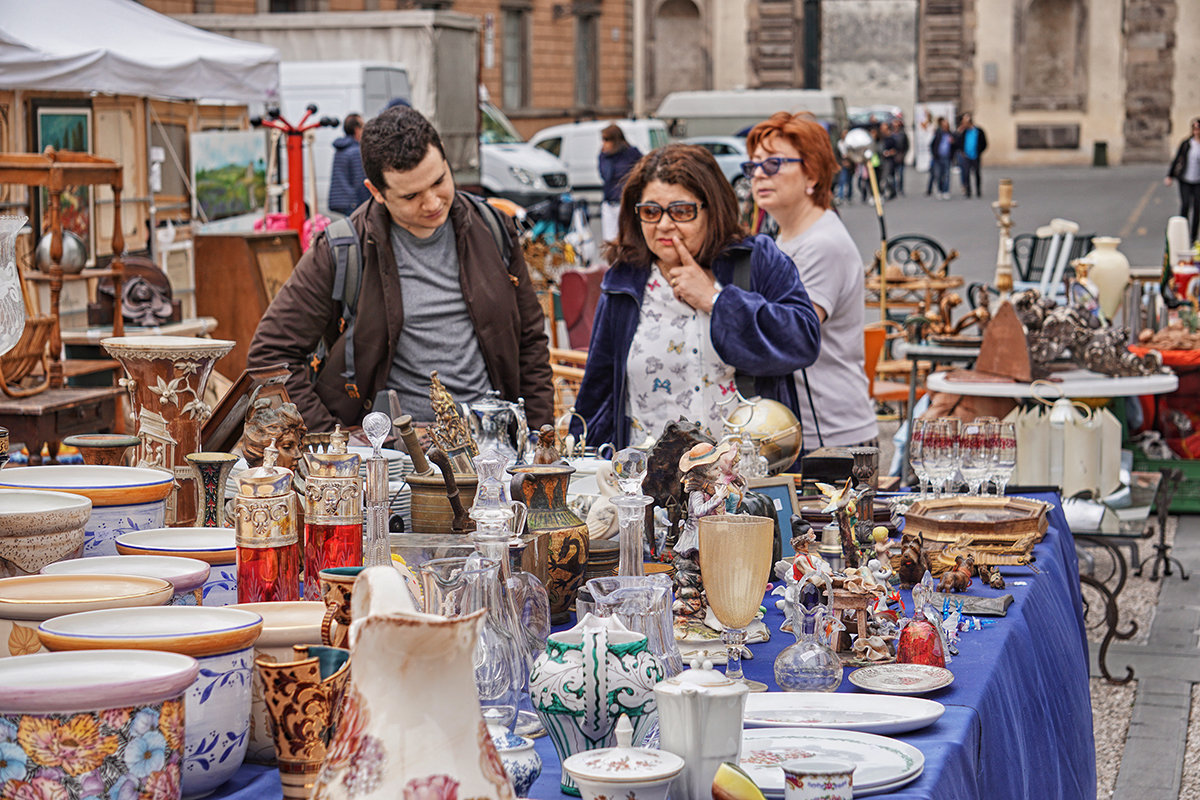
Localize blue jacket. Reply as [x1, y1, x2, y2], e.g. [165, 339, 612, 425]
[574, 235, 821, 449]
[328, 136, 371, 216]
[598, 145, 643, 204]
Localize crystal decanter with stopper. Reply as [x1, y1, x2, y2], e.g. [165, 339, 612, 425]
[774, 574, 842, 692]
[611, 447, 653, 577]
[362, 411, 392, 567]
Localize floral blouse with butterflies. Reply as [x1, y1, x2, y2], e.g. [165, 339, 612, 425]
[625, 265, 737, 442]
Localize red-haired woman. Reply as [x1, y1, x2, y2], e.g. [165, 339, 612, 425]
[745, 112, 878, 451]
[574, 143, 821, 450]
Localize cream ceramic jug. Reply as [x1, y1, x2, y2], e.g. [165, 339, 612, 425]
[653, 658, 749, 800]
[314, 566, 516, 800]
[530, 613, 663, 794]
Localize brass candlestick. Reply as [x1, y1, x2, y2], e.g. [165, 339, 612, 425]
[992, 178, 1017, 299]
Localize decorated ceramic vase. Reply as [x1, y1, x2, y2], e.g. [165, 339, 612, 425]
[0, 649, 199, 800]
[37, 605, 264, 799]
[529, 613, 664, 795]
[510, 464, 590, 624]
[42, 554, 210, 606]
[0, 488, 91, 577]
[313, 566, 516, 800]
[489, 725, 543, 797]
[0, 465, 173, 557]
[1084, 236, 1131, 320]
[101, 335, 236, 526]
[116, 527, 238, 607]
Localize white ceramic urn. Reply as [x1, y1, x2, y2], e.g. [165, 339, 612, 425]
[1084, 236, 1131, 320]
[653, 658, 749, 800]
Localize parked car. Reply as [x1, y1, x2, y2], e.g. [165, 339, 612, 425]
[655, 89, 849, 142]
[479, 97, 571, 207]
[681, 135, 748, 187]
[529, 118, 669, 206]
[848, 105, 904, 134]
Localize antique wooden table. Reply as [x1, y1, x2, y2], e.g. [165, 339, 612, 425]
[0, 385, 123, 464]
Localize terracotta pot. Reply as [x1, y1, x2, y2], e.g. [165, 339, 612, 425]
[510, 465, 590, 624]
[62, 433, 142, 466]
[101, 335, 235, 526]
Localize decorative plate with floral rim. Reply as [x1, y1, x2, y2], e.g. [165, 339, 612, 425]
[848, 663, 955, 695]
[739, 728, 924, 796]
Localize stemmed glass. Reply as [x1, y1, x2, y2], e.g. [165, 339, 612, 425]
[922, 419, 955, 497]
[936, 417, 962, 494]
[958, 420, 993, 496]
[698, 514, 775, 692]
[988, 421, 1017, 495]
[909, 419, 931, 498]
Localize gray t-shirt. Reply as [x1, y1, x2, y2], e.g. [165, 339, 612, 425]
[387, 218, 493, 423]
[1184, 140, 1200, 184]
[777, 210, 878, 447]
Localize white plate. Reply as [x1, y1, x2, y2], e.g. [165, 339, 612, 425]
[855, 764, 924, 797]
[848, 664, 955, 695]
[740, 728, 924, 796]
[743, 692, 945, 734]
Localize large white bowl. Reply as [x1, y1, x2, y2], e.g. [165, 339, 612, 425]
[0, 465, 173, 556]
[39, 605, 263, 799]
[0, 649, 199, 799]
[116, 527, 237, 606]
[0, 488, 92, 576]
[43, 554, 211, 606]
[231, 600, 327, 763]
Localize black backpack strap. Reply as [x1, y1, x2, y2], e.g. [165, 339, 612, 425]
[324, 216, 364, 399]
[728, 247, 758, 400]
[462, 192, 514, 267]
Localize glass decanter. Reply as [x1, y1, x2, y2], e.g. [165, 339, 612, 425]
[611, 447, 652, 577]
[774, 575, 843, 692]
[362, 412, 392, 567]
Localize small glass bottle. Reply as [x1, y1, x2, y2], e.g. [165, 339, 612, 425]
[612, 447, 652, 577]
[362, 412, 392, 567]
[774, 577, 842, 692]
[234, 440, 301, 602]
[302, 426, 363, 599]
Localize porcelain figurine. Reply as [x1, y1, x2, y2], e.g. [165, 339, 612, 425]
[530, 613, 663, 795]
[673, 442, 739, 621]
[654, 658, 749, 800]
[978, 563, 1006, 590]
[241, 399, 308, 471]
[315, 566, 516, 800]
[897, 531, 931, 588]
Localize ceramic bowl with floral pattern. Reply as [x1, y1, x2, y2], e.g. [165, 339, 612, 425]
[37, 605, 263, 799]
[116, 527, 237, 607]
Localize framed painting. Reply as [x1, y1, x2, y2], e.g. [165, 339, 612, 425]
[35, 106, 94, 265]
[748, 474, 802, 558]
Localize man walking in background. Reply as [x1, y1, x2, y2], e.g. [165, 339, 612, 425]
[329, 113, 372, 217]
[957, 113, 988, 199]
[598, 123, 642, 242]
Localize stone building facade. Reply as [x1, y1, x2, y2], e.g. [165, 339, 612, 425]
[145, 0, 632, 139]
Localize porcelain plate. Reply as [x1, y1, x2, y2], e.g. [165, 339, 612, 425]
[743, 692, 945, 734]
[740, 728, 924, 797]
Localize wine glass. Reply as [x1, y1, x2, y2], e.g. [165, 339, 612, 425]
[698, 514, 775, 692]
[909, 419, 931, 498]
[989, 421, 1017, 495]
[958, 420, 992, 496]
[922, 419, 953, 498]
[935, 417, 961, 494]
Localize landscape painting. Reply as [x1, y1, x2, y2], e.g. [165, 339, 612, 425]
[191, 130, 268, 222]
[36, 107, 93, 264]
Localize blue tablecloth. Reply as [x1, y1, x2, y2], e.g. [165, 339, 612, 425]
[214, 492, 1096, 799]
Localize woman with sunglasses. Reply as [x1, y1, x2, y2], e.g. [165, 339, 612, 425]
[744, 112, 878, 453]
[574, 143, 821, 451]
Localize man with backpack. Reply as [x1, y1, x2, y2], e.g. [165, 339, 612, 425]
[248, 106, 554, 434]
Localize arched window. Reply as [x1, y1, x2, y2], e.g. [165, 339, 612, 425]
[651, 0, 707, 107]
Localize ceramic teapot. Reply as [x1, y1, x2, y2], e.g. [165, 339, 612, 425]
[529, 613, 663, 794]
[653, 658, 749, 800]
[463, 390, 528, 464]
[315, 566, 516, 800]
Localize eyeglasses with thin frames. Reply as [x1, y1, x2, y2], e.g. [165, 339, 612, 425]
[635, 201, 704, 224]
[739, 157, 804, 179]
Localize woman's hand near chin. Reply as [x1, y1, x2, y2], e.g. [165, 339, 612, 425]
[666, 237, 718, 311]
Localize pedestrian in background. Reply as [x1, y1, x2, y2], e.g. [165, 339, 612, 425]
[891, 116, 909, 197]
[598, 123, 642, 243]
[835, 129, 854, 204]
[1166, 117, 1200, 243]
[928, 116, 955, 200]
[878, 122, 896, 199]
[328, 113, 372, 217]
[956, 113, 988, 198]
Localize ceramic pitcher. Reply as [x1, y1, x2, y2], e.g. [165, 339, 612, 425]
[529, 613, 663, 795]
[314, 566, 516, 800]
[510, 464, 590, 624]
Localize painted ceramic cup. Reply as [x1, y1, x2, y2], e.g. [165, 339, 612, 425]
[43, 554, 210, 606]
[0, 488, 91, 577]
[116, 527, 238, 607]
[781, 758, 856, 800]
[256, 644, 351, 799]
[231, 600, 327, 764]
[0, 465, 173, 557]
[0, 573, 174, 657]
[37, 605, 264, 799]
[318, 566, 367, 648]
[0, 649, 199, 800]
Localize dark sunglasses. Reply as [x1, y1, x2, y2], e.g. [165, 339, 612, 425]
[635, 201, 704, 223]
[740, 156, 804, 179]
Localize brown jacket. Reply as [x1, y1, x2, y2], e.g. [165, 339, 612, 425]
[247, 193, 554, 432]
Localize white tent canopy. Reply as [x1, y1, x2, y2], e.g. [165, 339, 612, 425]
[0, 0, 279, 101]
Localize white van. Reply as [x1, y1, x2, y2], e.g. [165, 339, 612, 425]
[479, 99, 571, 206]
[655, 89, 850, 140]
[529, 119, 669, 204]
[278, 60, 413, 216]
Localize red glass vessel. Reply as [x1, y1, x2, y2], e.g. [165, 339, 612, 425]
[238, 541, 302, 603]
[303, 523, 363, 600]
[302, 426, 363, 600]
[233, 441, 302, 603]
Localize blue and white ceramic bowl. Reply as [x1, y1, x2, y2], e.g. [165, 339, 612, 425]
[37, 605, 263, 799]
[43, 554, 211, 606]
[115, 527, 237, 606]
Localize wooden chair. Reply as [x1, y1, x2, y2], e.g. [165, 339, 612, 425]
[548, 347, 587, 422]
[864, 324, 925, 419]
[871, 319, 931, 383]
